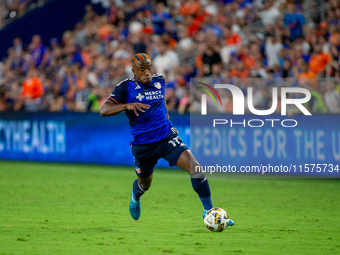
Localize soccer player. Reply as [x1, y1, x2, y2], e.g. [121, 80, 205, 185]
[100, 53, 234, 225]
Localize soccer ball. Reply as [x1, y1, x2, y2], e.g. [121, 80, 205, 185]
[204, 208, 231, 232]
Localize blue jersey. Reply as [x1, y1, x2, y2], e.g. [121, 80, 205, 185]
[108, 73, 172, 145]
[283, 12, 306, 40]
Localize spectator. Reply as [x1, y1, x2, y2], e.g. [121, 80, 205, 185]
[132, 33, 147, 54]
[324, 81, 340, 113]
[202, 46, 222, 76]
[13, 37, 23, 57]
[203, 15, 223, 38]
[251, 60, 268, 78]
[183, 15, 199, 38]
[283, 2, 306, 41]
[265, 35, 283, 69]
[298, 60, 318, 88]
[301, 82, 328, 113]
[308, 43, 330, 75]
[179, 0, 199, 17]
[231, 61, 249, 78]
[258, 0, 281, 26]
[29, 35, 47, 67]
[152, 2, 170, 35]
[295, 36, 310, 59]
[329, 24, 340, 47]
[282, 59, 293, 78]
[165, 87, 178, 113]
[87, 87, 101, 112]
[20, 67, 44, 99]
[177, 28, 194, 51]
[74, 21, 88, 46]
[224, 26, 242, 51]
[153, 42, 176, 79]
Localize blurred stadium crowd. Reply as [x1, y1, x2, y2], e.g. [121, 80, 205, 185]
[0, 0, 340, 114]
[0, 0, 51, 28]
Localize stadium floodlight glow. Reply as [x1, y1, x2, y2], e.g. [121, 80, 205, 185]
[200, 84, 312, 116]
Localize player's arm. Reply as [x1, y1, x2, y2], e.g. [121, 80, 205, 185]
[100, 100, 150, 117]
[100, 100, 127, 117]
[100, 81, 150, 117]
[164, 99, 170, 120]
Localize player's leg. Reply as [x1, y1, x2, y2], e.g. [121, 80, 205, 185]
[176, 149, 234, 225]
[129, 173, 153, 220]
[176, 150, 213, 215]
[130, 144, 159, 220]
[132, 173, 153, 202]
[162, 127, 213, 217]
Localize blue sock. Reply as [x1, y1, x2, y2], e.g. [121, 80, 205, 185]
[190, 174, 213, 211]
[132, 179, 144, 201]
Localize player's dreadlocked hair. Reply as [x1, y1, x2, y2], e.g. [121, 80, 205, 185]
[131, 53, 151, 66]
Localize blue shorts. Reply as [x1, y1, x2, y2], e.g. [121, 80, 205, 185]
[131, 127, 189, 178]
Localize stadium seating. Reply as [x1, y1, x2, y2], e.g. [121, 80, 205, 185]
[0, 0, 339, 113]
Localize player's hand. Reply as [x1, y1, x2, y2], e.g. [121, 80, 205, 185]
[126, 103, 150, 116]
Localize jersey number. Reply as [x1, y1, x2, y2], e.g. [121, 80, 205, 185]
[168, 137, 183, 147]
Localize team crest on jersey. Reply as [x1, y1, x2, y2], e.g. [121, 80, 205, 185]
[135, 167, 141, 174]
[154, 82, 161, 89]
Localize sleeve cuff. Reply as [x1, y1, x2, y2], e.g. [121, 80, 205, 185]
[108, 97, 119, 104]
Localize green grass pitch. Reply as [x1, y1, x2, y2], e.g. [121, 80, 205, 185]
[0, 161, 340, 255]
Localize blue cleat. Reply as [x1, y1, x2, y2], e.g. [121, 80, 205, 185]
[129, 191, 141, 220]
[228, 219, 235, 226]
[202, 210, 207, 219]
